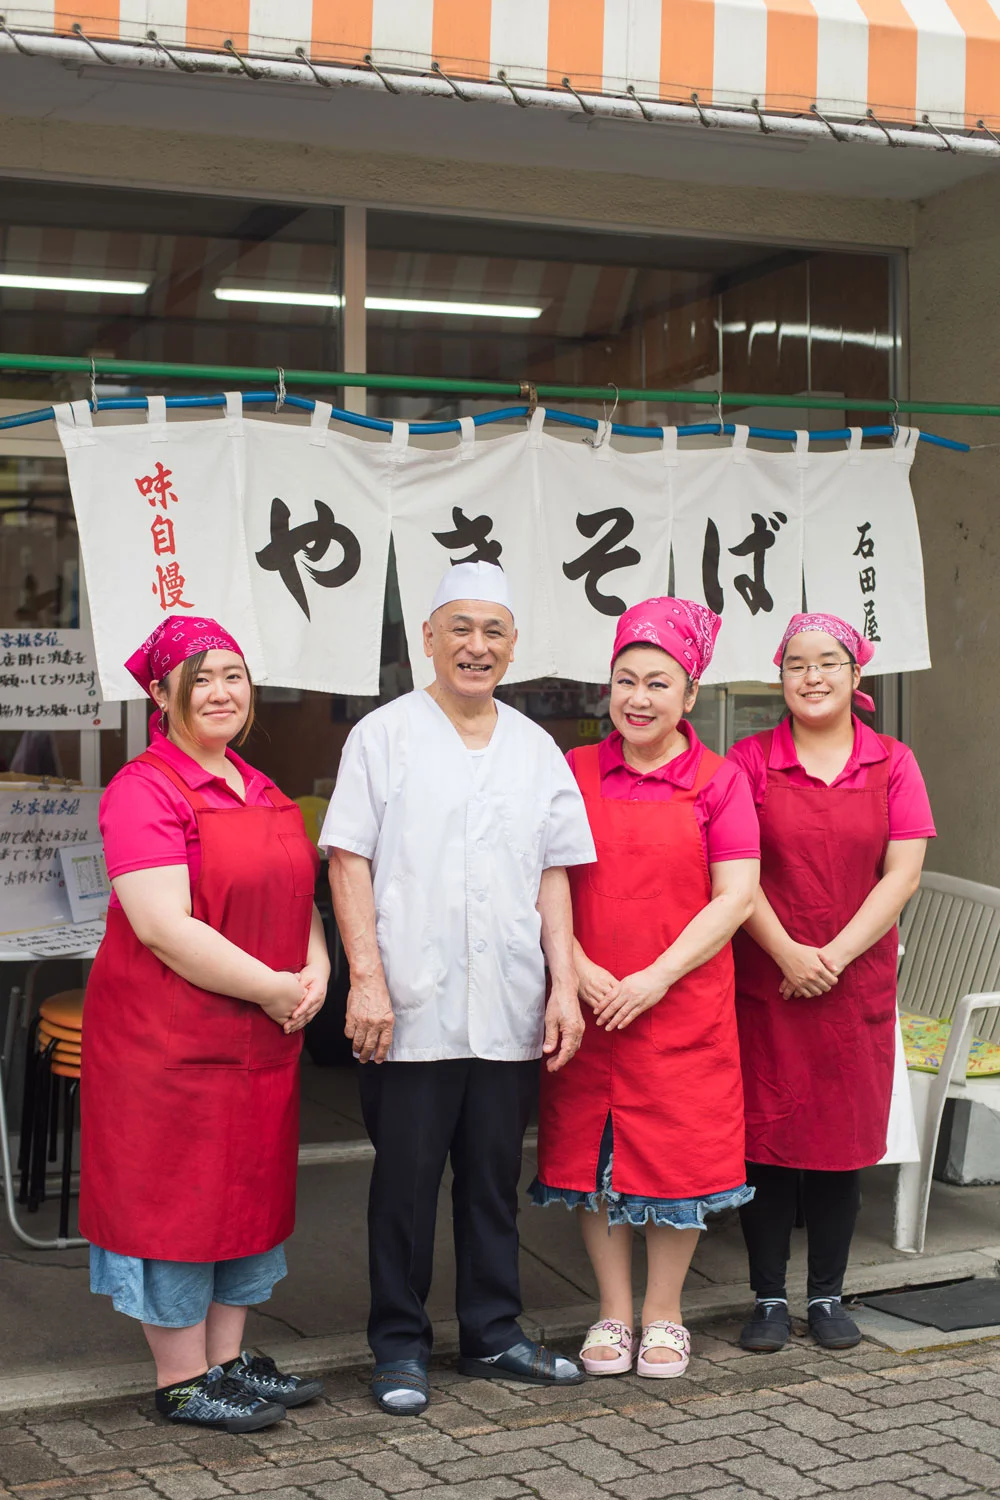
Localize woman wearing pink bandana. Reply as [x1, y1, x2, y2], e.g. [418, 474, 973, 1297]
[533, 598, 760, 1379]
[80, 617, 330, 1432]
[728, 613, 934, 1355]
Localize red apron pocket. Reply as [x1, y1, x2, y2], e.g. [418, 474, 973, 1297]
[164, 976, 251, 1068]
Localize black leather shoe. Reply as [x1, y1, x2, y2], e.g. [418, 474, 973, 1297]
[740, 1299, 792, 1353]
[458, 1337, 584, 1386]
[808, 1300, 862, 1349]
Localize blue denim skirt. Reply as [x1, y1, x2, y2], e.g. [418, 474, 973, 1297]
[90, 1244, 287, 1327]
[530, 1117, 754, 1229]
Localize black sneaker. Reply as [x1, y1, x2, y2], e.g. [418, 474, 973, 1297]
[226, 1350, 325, 1408]
[808, 1299, 862, 1349]
[740, 1299, 792, 1353]
[155, 1365, 285, 1431]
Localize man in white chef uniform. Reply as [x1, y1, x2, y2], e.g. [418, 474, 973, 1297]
[321, 560, 596, 1416]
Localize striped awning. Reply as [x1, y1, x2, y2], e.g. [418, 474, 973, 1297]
[5, 2, 1000, 131]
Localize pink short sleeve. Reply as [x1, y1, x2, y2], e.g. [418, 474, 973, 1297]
[698, 759, 761, 863]
[100, 766, 193, 880]
[888, 742, 936, 840]
[726, 735, 768, 808]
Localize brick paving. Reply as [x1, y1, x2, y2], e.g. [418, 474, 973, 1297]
[3, 1316, 1000, 1499]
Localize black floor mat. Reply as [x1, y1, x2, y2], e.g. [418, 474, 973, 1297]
[862, 1278, 1000, 1331]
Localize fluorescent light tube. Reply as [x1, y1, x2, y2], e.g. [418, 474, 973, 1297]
[365, 297, 543, 319]
[215, 288, 343, 308]
[214, 288, 543, 318]
[0, 273, 149, 295]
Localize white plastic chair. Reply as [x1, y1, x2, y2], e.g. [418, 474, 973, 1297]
[894, 872, 1000, 1254]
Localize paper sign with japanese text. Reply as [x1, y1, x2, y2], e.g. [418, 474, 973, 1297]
[0, 628, 121, 729]
[0, 786, 103, 932]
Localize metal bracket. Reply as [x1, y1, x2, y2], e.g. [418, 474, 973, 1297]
[146, 29, 198, 73]
[431, 60, 472, 102]
[224, 37, 263, 80]
[866, 108, 898, 146]
[750, 98, 772, 134]
[497, 69, 529, 108]
[519, 381, 538, 416]
[626, 85, 654, 122]
[922, 114, 957, 153]
[295, 45, 332, 87]
[562, 75, 596, 117]
[71, 22, 115, 65]
[364, 52, 400, 95]
[690, 92, 713, 128]
[976, 118, 1000, 148]
[810, 103, 844, 143]
[0, 16, 35, 55]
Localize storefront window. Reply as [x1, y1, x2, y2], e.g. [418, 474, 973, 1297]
[0, 181, 343, 406]
[364, 211, 896, 752]
[0, 184, 898, 784]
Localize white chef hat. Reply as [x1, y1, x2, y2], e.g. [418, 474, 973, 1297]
[429, 561, 515, 620]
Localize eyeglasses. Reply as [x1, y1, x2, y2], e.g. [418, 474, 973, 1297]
[780, 661, 854, 679]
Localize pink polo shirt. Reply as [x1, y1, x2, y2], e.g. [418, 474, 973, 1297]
[568, 721, 760, 865]
[100, 725, 278, 910]
[727, 716, 936, 840]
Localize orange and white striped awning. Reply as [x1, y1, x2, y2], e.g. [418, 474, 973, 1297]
[5, 1, 1000, 130]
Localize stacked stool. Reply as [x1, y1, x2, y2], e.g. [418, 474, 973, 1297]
[18, 990, 83, 1239]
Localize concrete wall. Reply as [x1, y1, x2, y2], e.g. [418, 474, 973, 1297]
[909, 173, 1000, 884]
[0, 113, 914, 250]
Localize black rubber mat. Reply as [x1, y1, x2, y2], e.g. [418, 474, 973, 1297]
[862, 1278, 1000, 1331]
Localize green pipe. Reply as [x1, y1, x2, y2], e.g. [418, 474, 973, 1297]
[2, 351, 999, 419]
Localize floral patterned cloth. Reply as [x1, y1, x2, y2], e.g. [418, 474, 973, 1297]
[900, 1011, 1000, 1077]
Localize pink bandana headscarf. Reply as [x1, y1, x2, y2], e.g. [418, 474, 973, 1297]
[125, 616, 244, 695]
[774, 612, 876, 713]
[611, 597, 722, 680]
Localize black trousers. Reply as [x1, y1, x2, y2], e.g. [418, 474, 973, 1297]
[358, 1057, 537, 1365]
[739, 1161, 862, 1301]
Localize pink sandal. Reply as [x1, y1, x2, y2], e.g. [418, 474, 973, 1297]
[636, 1320, 691, 1378]
[580, 1319, 634, 1375]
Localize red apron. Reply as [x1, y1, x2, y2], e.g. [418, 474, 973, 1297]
[537, 742, 746, 1200]
[734, 731, 896, 1171]
[80, 751, 319, 1261]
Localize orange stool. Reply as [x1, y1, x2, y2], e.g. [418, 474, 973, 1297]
[19, 990, 84, 1238]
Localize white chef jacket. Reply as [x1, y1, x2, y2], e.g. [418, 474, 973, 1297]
[320, 690, 596, 1063]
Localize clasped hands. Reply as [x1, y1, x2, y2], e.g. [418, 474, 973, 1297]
[577, 955, 670, 1031]
[261, 965, 329, 1034]
[776, 940, 844, 999]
